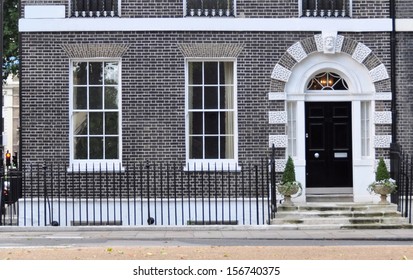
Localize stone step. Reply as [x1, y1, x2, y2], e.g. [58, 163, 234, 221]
[270, 202, 411, 230]
[306, 194, 354, 203]
[275, 211, 402, 219]
[277, 203, 398, 212]
[271, 216, 409, 225]
[269, 223, 413, 230]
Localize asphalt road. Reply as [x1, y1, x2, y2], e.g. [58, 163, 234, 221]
[1, 235, 413, 248]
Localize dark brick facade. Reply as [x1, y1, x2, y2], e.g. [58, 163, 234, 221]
[19, 0, 413, 166]
[20, 30, 401, 165]
[395, 32, 413, 154]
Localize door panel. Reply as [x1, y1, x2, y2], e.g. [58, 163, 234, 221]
[306, 102, 353, 188]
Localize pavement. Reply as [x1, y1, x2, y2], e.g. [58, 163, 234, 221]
[0, 225, 412, 242]
[0, 226, 412, 260]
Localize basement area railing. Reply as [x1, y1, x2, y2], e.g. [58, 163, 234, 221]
[0, 159, 277, 227]
[390, 143, 413, 224]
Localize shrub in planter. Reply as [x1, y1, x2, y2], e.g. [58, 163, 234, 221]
[368, 158, 397, 204]
[277, 156, 302, 205]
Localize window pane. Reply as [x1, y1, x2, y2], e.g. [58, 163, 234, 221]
[104, 62, 119, 85]
[89, 87, 103, 109]
[90, 137, 103, 159]
[105, 87, 118, 109]
[73, 87, 87, 109]
[204, 62, 218, 85]
[189, 136, 203, 159]
[205, 112, 218, 134]
[220, 86, 233, 109]
[73, 112, 88, 135]
[220, 136, 234, 159]
[220, 112, 234, 134]
[89, 112, 103, 135]
[188, 62, 202, 85]
[204, 86, 218, 109]
[73, 62, 87, 85]
[105, 112, 118, 135]
[105, 137, 119, 159]
[205, 136, 218, 159]
[219, 62, 233, 84]
[89, 62, 103, 85]
[188, 86, 202, 109]
[189, 112, 203, 135]
[74, 137, 87, 159]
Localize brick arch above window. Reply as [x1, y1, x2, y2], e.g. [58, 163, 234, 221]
[177, 43, 244, 58]
[61, 44, 130, 58]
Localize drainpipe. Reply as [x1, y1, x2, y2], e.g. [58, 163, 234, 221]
[390, 0, 397, 144]
[389, 0, 399, 203]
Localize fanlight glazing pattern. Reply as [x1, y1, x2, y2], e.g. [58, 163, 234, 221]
[307, 72, 348, 90]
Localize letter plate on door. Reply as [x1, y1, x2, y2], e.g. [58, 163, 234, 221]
[334, 152, 347, 158]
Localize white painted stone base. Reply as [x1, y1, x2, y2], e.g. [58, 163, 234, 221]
[17, 198, 270, 227]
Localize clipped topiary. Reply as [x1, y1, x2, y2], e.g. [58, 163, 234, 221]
[281, 156, 296, 184]
[277, 156, 302, 205]
[375, 158, 390, 181]
[368, 157, 396, 204]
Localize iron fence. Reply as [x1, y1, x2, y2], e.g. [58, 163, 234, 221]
[390, 143, 413, 223]
[1, 159, 277, 227]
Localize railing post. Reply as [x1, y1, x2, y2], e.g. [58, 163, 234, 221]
[389, 142, 400, 204]
[146, 161, 154, 225]
[270, 144, 277, 217]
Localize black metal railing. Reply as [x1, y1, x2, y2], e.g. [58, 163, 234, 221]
[186, 0, 235, 17]
[71, 0, 119, 17]
[301, 0, 350, 17]
[390, 143, 413, 224]
[1, 158, 277, 227]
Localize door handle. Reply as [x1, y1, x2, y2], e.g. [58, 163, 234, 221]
[314, 153, 319, 159]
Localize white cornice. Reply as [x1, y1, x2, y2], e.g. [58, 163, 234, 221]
[396, 19, 413, 32]
[19, 18, 394, 33]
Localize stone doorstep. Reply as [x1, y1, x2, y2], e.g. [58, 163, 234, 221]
[274, 211, 402, 218]
[269, 223, 413, 230]
[277, 203, 398, 212]
[270, 202, 411, 229]
[271, 217, 409, 225]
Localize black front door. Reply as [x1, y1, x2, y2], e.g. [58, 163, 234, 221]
[305, 102, 353, 188]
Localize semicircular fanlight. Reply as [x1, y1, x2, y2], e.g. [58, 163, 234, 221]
[306, 72, 348, 91]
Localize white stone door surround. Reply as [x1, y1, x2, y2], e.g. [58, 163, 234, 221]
[269, 32, 392, 202]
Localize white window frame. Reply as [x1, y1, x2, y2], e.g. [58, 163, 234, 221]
[185, 58, 239, 171]
[360, 101, 371, 158]
[69, 58, 123, 171]
[287, 102, 297, 157]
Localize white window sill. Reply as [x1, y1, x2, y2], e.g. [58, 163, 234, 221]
[67, 161, 124, 173]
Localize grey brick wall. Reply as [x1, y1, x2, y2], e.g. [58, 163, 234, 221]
[395, 32, 413, 154]
[20, 30, 398, 166]
[396, 0, 413, 18]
